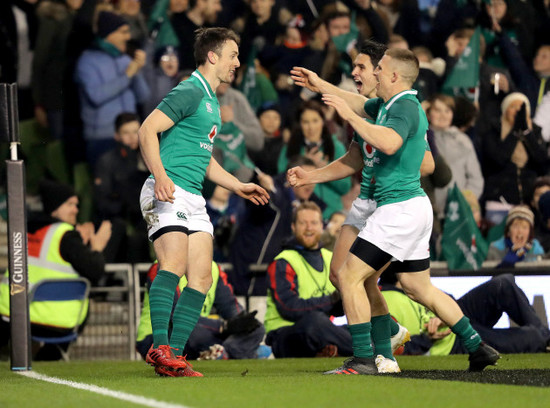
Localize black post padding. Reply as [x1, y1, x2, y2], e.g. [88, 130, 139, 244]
[0, 83, 20, 143]
[6, 161, 31, 370]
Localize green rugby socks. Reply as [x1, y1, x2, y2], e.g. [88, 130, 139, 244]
[149, 269, 180, 347]
[451, 316, 481, 353]
[348, 322, 374, 358]
[170, 286, 206, 356]
[371, 314, 394, 360]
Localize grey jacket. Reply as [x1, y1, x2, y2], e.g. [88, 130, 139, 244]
[433, 126, 484, 218]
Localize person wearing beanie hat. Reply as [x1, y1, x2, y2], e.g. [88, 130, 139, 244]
[0, 178, 112, 360]
[96, 11, 129, 40]
[74, 10, 150, 167]
[477, 88, 546, 213]
[39, 179, 77, 218]
[487, 205, 544, 267]
[248, 103, 285, 176]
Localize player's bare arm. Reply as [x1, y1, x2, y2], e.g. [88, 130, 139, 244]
[420, 150, 435, 176]
[205, 156, 269, 205]
[287, 142, 363, 187]
[138, 109, 176, 203]
[290, 66, 368, 117]
[322, 93, 403, 155]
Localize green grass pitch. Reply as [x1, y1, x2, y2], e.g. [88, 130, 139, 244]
[2, 354, 550, 408]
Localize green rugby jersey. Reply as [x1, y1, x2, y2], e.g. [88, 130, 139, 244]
[354, 116, 377, 200]
[363, 90, 428, 207]
[155, 70, 221, 195]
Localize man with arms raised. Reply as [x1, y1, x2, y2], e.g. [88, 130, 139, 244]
[290, 41, 429, 373]
[139, 27, 269, 377]
[291, 48, 499, 374]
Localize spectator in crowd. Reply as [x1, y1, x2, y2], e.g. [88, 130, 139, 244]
[532, 179, 550, 253]
[229, 156, 326, 296]
[240, 0, 285, 63]
[206, 186, 244, 263]
[278, 100, 351, 219]
[75, 11, 150, 166]
[426, 94, 483, 220]
[116, 0, 149, 48]
[249, 104, 286, 176]
[142, 46, 182, 115]
[478, 0, 535, 69]
[216, 81, 264, 153]
[136, 262, 268, 360]
[171, 0, 222, 70]
[412, 46, 445, 102]
[146, 0, 183, 51]
[264, 201, 351, 358]
[94, 112, 150, 263]
[375, 0, 423, 48]
[486, 205, 544, 267]
[381, 273, 550, 354]
[500, 40, 550, 142]
[478, 92, 547, 222]
[320, 210, 347, 251]
[344, 0, 389, 45]
[0, 0, 37, 120]
[32, 0, 83, 141]
[0, 179, 112, 360]
[213, 101, 256, 182]
[420, 130, 452, 257]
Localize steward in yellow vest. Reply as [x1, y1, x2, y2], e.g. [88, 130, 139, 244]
[136, 262, 267, 360]
[380, 273, 550, 355]
[0, 179, 111, 360]
[264, 202, 352, 358]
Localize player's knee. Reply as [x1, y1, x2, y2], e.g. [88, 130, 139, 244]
[188, 275, 213, 294]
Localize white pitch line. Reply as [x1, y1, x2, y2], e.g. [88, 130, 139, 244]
[17, 371, 192, 408]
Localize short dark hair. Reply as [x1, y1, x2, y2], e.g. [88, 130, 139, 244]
[193, 27, 240, 67]
[292, 201, 323, 224]
[359, 39, 387, 68]
[385, 48, 419, 84]
[115, 112, 140, 132]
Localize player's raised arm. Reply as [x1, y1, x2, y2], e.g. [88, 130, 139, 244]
[290, 66, 368, 117]
[322, 93, 403, 155]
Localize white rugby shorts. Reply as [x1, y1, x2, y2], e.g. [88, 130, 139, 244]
[140, 178, 213, 241]
[358, 195, 432, 261]
[343, 197, 377, 231]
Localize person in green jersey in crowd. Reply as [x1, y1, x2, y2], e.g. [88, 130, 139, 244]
[289, 41, 434, 374]
[290, 47, 500, 375]
[138, 27, 269, 378]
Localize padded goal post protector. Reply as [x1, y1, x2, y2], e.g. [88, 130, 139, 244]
[1, 82, 31, 370]
[0, 83, 20, 143]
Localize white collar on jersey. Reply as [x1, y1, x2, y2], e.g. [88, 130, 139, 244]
[385, 89, 418, 110]
[192, 71, 213, 99]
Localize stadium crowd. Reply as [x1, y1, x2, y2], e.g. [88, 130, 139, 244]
[1, 0, 550, 361]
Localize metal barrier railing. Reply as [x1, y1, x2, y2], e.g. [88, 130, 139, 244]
[74, 260, 550, 360]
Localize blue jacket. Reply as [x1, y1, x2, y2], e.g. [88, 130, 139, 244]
[75, 47, 150, 141]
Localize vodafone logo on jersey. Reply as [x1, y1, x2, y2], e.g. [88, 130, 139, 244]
[208, 125, 218, 143]
[363, 142, 376, 159]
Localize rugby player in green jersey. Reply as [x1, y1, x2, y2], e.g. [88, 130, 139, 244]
[290, 48, 499, 375]
[138, 27, 269, 377]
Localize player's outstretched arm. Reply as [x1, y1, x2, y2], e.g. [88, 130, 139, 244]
[290, 67, 368, 117]
[138, 109, 176, 203]
[322, 94, 403, 155]
[206, 156, 269, 205]
[287, 143, 363, 187]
